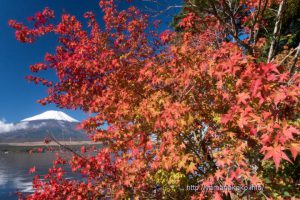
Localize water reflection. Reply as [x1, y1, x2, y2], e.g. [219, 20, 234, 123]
[0, 151, 69, 200]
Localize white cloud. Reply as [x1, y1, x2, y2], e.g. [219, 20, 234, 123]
[32, 122, 47, 129]
[0, 119, 47, 133]
[0, 119, 29, 133]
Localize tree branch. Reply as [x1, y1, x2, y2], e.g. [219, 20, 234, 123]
[249, 0, 262, 44]
[48, 134, 87, 160]
[208, 0, 253, 54]
[289, 42, 300, 76]
[267, 0, 285, 63]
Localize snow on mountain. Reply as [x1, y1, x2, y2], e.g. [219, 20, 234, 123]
[21, 110, 79, 123]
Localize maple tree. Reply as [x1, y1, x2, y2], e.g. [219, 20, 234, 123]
[9, 0, 300, 199]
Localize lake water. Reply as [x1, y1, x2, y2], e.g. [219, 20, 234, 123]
[0, 151, 75, 200]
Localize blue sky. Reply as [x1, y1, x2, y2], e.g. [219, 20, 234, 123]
[0, 0, 181, 122]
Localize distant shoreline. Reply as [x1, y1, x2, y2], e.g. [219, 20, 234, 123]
[0, 141, 102, 152]
[0, 141, 94, 146]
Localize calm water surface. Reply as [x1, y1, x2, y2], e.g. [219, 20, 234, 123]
[0, 151, 76, 200]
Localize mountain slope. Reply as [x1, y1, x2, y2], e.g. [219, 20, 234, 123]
[0, 111, 88, 143]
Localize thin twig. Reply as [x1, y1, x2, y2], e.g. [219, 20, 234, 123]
[48, 134, 88, 161]
[249, 0, 262, 43]
[151, 5, 183, 17]
[289, 42, 300, 76]
[278, 45, 300, 66]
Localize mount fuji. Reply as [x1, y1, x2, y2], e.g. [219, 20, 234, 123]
[0, 111, 88, 143]
[21, 110, 79, 123]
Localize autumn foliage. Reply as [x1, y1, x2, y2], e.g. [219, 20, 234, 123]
[9, 0, 300, 199]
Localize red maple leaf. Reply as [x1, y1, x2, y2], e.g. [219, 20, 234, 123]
[224, 176, 233, 186]
[29, 166, 36, 174]
[237, 92, 250, 105]
[215, 170, 223, 180]
[274, 90, 286, 106]
[221, 114, 233, 124]
[250, 175, 262, 185]
[263, 144, 292, 171]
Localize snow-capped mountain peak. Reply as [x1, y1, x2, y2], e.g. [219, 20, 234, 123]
[21, 110, 79, 123]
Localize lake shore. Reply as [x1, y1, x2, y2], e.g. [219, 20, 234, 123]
[0, 141, 101, 152]
[0, 141, 94, 146]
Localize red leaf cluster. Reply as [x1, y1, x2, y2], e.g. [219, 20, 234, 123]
[9, 0, 300, 199]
